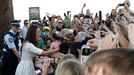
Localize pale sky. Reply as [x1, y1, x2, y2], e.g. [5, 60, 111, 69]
[13, 0, 134, 25]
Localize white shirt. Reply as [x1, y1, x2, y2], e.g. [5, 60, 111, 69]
[21, 25, 28, 39]
[4, 29, 16, 49]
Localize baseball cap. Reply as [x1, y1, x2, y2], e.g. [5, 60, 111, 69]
[43, 26, 51, 31]
[11, 20, 21, 27]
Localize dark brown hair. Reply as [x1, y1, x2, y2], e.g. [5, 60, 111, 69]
[64, 34, 74, 41]
[24, 25, 39, 46]
[24, 20, 28, 24]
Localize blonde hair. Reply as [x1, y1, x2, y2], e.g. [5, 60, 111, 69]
[59, 54, 76, 62]
[55, 59, 84, 75]
[85, 48, 134, 75]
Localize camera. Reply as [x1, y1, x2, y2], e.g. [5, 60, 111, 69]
[118, 3, 124, 6]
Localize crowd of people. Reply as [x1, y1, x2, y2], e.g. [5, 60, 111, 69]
[1, 0, 134, 75]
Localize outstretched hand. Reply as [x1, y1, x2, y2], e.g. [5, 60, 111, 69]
[98, 34, 117, 50]
[87, 39, 99, 48]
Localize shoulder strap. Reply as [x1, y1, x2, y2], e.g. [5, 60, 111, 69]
[6, 31, 19, 50]
[6, 32, 16, 38]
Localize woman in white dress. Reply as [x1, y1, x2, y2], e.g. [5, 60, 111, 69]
[15, 25, 57, 75]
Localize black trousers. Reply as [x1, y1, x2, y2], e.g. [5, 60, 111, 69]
[2, 60, 18, 75]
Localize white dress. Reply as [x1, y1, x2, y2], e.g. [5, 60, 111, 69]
[15, 42, 43, 75]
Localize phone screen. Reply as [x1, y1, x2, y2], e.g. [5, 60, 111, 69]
[82, 48, 92, 55]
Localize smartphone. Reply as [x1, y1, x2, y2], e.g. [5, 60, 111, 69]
[82, 48, 92, 55]
[84, 3, 86, 7]
[80, 48, 93, 64]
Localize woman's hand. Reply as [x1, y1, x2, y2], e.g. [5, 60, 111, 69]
[42, 59, 51, 75]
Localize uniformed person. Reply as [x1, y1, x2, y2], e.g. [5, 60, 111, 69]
[2, 20, 21, 75]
